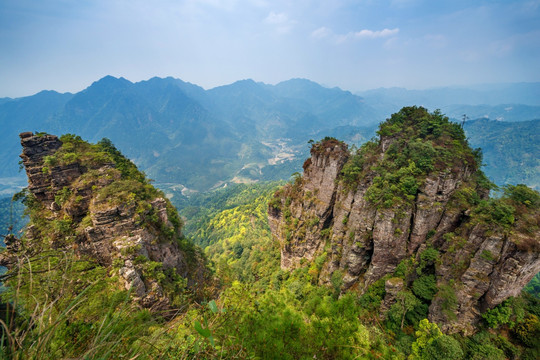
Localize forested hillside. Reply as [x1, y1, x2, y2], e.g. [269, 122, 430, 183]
[177, 182, 282, 286]
[171, 108, 540, 359]
[464, 119, 540, 189]
[2, 124, 540, 358]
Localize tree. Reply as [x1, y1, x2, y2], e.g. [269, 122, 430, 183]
[423, 335, 464, 360]
[390, 290, 420, 329]
[409, 319, 442, 360]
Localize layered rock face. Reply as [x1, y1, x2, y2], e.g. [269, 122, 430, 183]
[269, 107, 540, 333]
[12, 132, 208, 311]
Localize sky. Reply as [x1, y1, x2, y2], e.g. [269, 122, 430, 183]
[1, 0, 539, 97]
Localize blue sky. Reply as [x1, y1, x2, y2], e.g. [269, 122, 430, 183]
[1, 0, 539, 97]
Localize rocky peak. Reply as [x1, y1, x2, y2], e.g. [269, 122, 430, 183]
[19, 132, 70, 201]
[268, 107, 540, 333]
[7, 132, 209, 311]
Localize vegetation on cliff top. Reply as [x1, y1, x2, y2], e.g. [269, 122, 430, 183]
[336, 107, 540, 244]
[339, 106, 491, 208]
[16, 134, 186, 247]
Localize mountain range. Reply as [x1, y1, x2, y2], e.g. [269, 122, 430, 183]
[1, 76, 539, 194]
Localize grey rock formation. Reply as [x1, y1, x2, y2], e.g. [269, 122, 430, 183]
[269, 135, 540, 333]
[13, 132, 209, 311]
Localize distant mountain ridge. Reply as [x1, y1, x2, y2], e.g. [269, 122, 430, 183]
[0, 76, 377, 192]
[358, 82, 540, 107]
[357, 83, 540, 123]
[0, 76, 538, 193]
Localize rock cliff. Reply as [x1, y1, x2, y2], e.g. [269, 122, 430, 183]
[3, 132, 209, 312]
[268, 107, 540, 334]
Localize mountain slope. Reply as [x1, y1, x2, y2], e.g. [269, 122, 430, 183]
[464, 118, 540, 189]
[0, 76, 379, 191]
[1, 77, 538, 193]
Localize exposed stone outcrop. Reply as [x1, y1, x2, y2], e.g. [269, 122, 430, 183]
[19, 132, 78, 202]
[10, 132, 209, 312]
[268, 109, 540, 334]
[379, 277, 404, 317]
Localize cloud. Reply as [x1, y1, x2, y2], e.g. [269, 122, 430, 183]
[265, 11, 288, 24]
[264, 11, 295, 34]
[311, 26, 332, 39]
[312, 27, 399, 43]
[353, 28, 399, 39]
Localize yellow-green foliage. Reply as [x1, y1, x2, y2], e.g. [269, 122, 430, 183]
[176, 182, 400, 358]
[214, 281, 373, 360]
[512, 314, 540, 348]
[181, 182, 281, 287]
[409, 319, 443, 359]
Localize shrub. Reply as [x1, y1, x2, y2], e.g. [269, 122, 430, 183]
[512, 314, 540, 347]
[55, 186, 72, 206]
[412, 275, 438, 301]
[474, 199, 515, 228]
[341, 153, 364, 184]
[423, 335, 464, 360]
[358, 278, 386, 318]
[409, 319, 442, 359]
[438, 283, 458, 320]
[330, 270, 344, 297]
[465, 331, 505, 360]
[416, 247, 439, 275]
[504, 184, 540, 208]
[468, 341, 505, 360]
[388, 290, 420, 330]
[482, 300, 513, 328]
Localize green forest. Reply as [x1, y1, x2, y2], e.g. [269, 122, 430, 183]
[177, 181, 540, 360]
[464, 119, 540, 189]
[0, 108, 539, 359]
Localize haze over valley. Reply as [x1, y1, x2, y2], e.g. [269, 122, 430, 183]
[1, 76, 539, 197]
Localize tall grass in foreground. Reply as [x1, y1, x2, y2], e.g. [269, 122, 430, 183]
[0, 251, 185, 359]
[0, 250, 252, 359]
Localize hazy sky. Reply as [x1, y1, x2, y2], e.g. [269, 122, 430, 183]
[1, 0, 539, 97]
